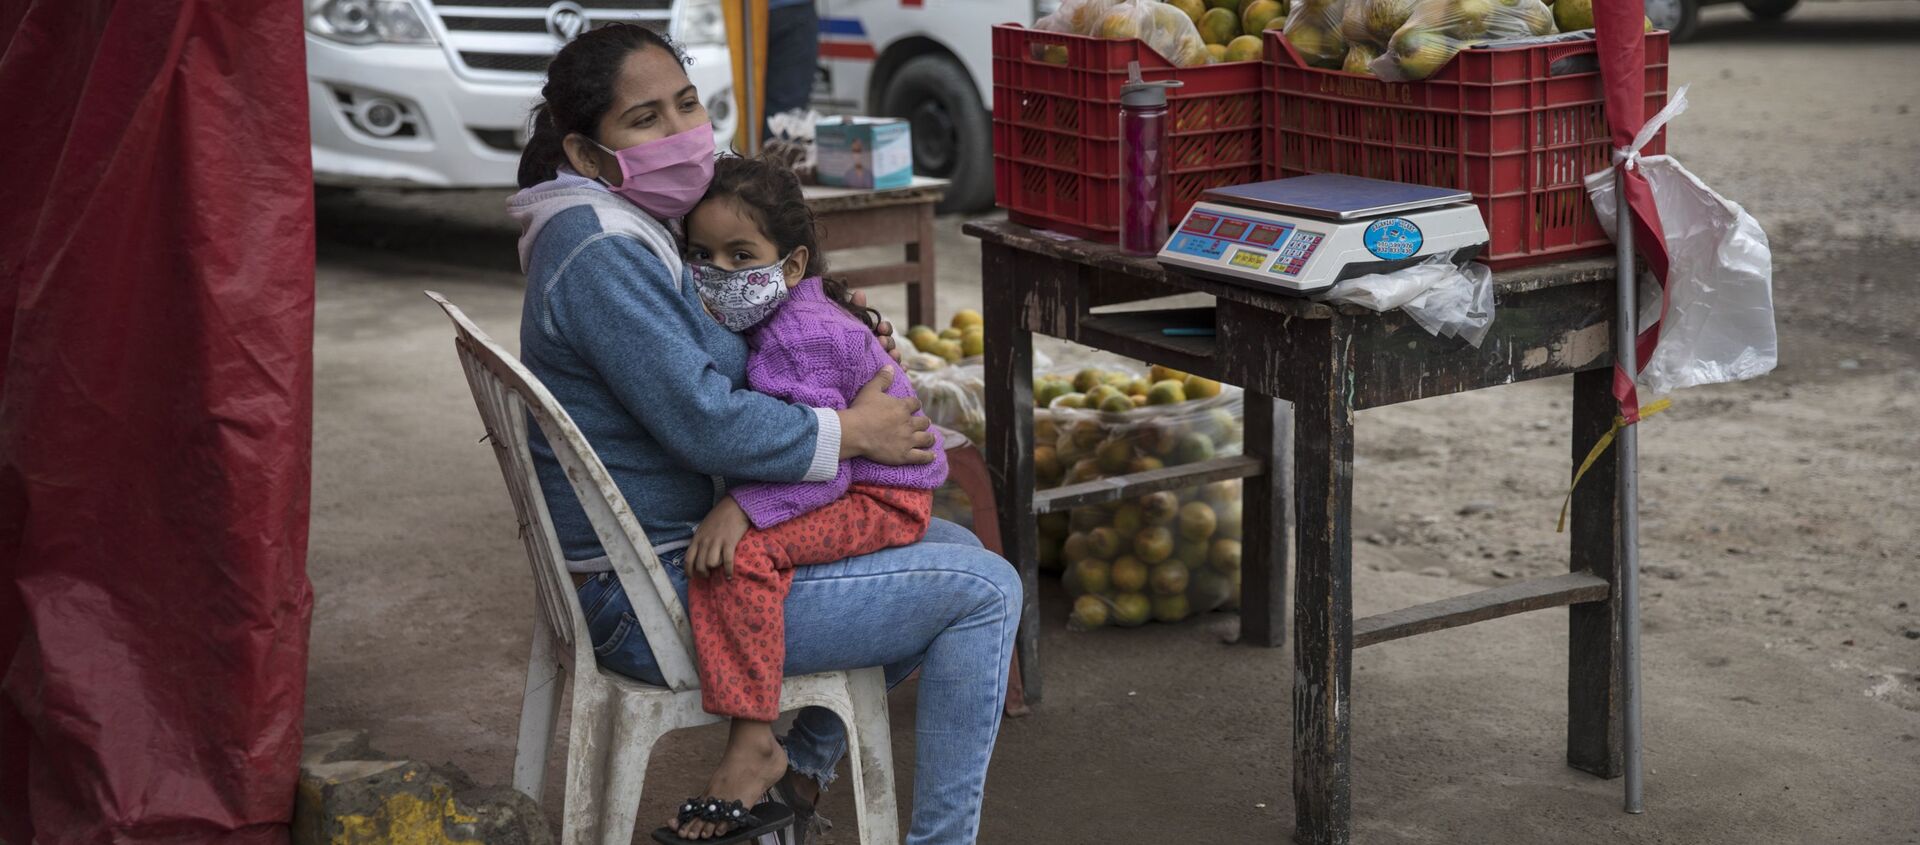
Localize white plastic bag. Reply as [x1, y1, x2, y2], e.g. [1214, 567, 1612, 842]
[1585, 86, 1777, 395]
[1035, 0, 1128, 33]
[1284, 0, 1352, 69]
[1367, 0, 1559, 82]
[1094, 0, 1212, 67]
[1324, 255, 1496, 346]
[910, 362, 987, 446]
[764, 109, 820, 176]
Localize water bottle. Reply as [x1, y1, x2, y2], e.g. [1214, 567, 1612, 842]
[1119, 61, 1182, 255]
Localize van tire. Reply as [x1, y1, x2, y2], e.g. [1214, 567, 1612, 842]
[880, 55, 993, 213]
[1741, 0, 1798, 20]
[1648, 0, 1699, 41]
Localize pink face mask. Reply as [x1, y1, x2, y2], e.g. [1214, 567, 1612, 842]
[589, 125, 716, 219]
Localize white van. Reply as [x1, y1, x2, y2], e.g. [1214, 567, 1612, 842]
[306, 0, 737, 188]
[813, 0, 1059, 212]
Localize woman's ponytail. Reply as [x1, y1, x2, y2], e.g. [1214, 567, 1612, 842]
[514, 23, 689, 189]
[516, 104, 568, 189]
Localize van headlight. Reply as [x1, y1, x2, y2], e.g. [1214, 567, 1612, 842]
[674, 0, 727, 47]
[306, 0, 437, 45]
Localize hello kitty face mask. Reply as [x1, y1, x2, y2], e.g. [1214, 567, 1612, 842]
[689, 255, 792, 331]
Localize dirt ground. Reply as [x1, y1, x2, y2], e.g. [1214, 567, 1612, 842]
[304, 4, 1920, 842]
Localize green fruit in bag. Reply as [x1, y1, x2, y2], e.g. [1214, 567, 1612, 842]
[1199, 7, 1240, 44]
[1147, 379, 1188, 405]
[1202, 479, 1240, 505]
[1150, 560, 1190, 596]
[1176, 537, 1211, 568]
[1214, 499, 1244, 539]
[1134, 526, 1176, 563]
[1096, 437, 1135, 473]
[1189, 569, 1235, 611]
[1241, 0, 1284, 34]
[1070, 558, 1112, 595]
[1209, 538, 1243, 575]
[1071, 595, 1111, 629]
[1112, 592, 1153, 627]
[1173, 432, 1216, 465]
[1140, 491, 1181, 525]
[1062, 531, 1091, 565]
[1153, 593, 1192, 623]
[1111, 555, 1150, 593]
[1178, 501, 1219, 541]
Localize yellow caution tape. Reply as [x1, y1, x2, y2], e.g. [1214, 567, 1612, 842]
[1555, 398, 1672, 533]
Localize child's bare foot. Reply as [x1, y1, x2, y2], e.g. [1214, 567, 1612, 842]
[669, 720, 788, 841]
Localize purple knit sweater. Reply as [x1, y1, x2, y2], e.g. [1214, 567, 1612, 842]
[728, 277, 948, 529]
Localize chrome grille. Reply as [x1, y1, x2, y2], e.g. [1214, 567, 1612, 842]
[424, 0, 674, 79]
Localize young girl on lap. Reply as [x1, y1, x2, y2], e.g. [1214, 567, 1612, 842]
[662, 154, 946, 843]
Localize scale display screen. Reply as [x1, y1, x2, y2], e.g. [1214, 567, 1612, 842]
[1159, 211, 1297, 265]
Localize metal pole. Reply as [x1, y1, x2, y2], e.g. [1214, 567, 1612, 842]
[739, 0, 759, 155]
[1614, 164, 1645, 815]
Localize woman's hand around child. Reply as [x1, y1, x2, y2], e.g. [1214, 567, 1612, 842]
[838, 367, 937, 466]
[848, 290, 902, 365]
[689, 495, 752, 580]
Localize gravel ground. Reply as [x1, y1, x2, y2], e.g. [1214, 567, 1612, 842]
[305, 3, 1920, 841]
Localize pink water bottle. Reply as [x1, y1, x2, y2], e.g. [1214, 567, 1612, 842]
[1119, 61, 1183, 255]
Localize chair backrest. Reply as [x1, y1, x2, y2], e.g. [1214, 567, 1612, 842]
[426, 291, 701, 690]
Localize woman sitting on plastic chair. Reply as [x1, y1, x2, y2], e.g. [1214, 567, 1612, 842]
[507, 23, 1019, 845]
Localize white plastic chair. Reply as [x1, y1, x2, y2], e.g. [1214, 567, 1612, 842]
[426, 292, 901, 845]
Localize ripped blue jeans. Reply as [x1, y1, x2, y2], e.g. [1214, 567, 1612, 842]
[576, 519, 1019, 845]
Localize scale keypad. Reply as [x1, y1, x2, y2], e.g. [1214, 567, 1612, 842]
[1270, 231, 1324, 276]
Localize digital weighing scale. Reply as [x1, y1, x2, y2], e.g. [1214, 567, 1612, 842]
[1156, 174, 1490, 295]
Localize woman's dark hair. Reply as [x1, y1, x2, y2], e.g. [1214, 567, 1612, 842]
[702, 154, 882, 331]
[517, 24, 689, 188]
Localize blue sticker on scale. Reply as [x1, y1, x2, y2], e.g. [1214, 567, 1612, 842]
[1363, 218, 1423, 260]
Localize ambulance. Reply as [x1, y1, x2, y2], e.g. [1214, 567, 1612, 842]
[814, 0, 1060, 212]
[305, 0, 737, 189]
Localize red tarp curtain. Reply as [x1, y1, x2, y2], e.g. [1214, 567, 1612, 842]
[0, 1, 315, 842]
[1593, 2, 1672, 421]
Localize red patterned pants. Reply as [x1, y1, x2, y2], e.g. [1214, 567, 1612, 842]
[688, 484, 933, 720]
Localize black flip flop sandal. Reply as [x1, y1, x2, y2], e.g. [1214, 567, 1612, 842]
[768, 779, 832, 845]
[651, 797, 795, 845]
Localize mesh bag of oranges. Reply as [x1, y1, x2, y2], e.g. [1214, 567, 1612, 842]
[1032, 365, 1247, 629]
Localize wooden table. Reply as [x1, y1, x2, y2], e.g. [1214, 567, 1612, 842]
[967, 219, 1628, 844]
[803, 177, 947, 327]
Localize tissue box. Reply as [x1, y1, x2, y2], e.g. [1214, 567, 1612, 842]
[815, 117, 911, 190]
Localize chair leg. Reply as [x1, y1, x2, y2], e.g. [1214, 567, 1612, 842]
[559, 681, 620, 845]
[944, 444, 1029, 717]
[597, 700, 669, 845]
[514, 620, 567, 800]
[844, 668, 901, 845]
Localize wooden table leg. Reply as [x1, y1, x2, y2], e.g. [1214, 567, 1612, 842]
[1292, 320, 1356, 845]
[981, 242, 1042, 703]
[1567, 366, 1624, 777]
[1240, 394, 1292, 648]
[904, 201, 937, 328]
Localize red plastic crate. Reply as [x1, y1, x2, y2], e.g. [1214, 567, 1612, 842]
[1261, 30, 1669, 269]
[992, 24, 1263, 242]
